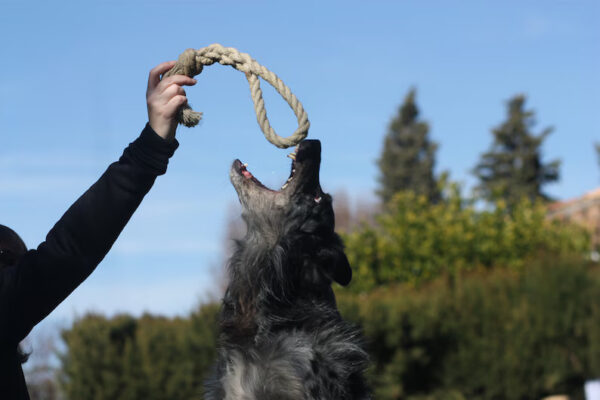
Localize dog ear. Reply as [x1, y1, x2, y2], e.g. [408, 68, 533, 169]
[316, 246, 352, 286]
[332, 251, 352, 286]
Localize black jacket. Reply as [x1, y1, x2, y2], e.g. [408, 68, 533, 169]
[0, 124, 178, 399]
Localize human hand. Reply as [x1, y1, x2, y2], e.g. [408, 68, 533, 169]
[146, 61, 197, 141]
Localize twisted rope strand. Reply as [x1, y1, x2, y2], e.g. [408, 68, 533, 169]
[162, 44, 310, 149]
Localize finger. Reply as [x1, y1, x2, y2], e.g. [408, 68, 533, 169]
[158, 75, 197, 93]
[161, 84, 186, 101]
[148, 61, 176, 91]
[163, 95, 188, 117]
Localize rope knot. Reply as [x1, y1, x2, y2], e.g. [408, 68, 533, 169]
[178, 48, 204, 77]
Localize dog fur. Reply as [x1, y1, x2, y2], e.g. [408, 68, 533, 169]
[204, 140, 370, 400]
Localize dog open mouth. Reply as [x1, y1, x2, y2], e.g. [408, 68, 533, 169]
[232, 146, 297, 192]
[230, 140, 322, 199]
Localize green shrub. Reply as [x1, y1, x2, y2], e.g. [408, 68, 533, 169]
[59, 304, 218, 400]
[337, 259, 600, 400]
[343, 188, 590, 291]
[59, 261, 600, 400]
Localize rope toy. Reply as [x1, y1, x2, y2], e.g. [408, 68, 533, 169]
[162, 44, 310, 149]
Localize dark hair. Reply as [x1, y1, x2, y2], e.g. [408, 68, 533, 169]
[0, 224, 27, 268]
[0, 224, 30, 363]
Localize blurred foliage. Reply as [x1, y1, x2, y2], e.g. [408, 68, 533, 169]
[59, 304, 219, 400]
[343, 186, 591, 292]
[58, 175, 595, 399]
[337, 258, 600, 400]
[377, 88, 441, 204]
[473, 95, 560, 207]
[58, 260, 600, 400]
[23, 327, 62, 400]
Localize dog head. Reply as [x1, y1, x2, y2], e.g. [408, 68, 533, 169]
[229, 140, 352, 288]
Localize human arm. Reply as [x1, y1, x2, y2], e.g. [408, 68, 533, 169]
[0, 62, 196, 344]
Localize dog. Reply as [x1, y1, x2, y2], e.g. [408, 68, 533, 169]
[204, 140, 371, 400]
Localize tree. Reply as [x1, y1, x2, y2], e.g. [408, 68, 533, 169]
[377, 88, 440, 204]
[596, 143, 600, 173]
[474, 95, 560, 206]
[59, 307, 218, 400]
[23, 326, 62, 400]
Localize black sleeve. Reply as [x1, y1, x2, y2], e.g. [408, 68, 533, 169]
[0, 124, 179, 344]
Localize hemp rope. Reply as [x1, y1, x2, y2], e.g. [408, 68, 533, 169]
[162, 44, 310, 149]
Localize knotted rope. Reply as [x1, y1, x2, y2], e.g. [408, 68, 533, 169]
[162, 44, 310, 149]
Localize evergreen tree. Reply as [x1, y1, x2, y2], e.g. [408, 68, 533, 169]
[377, 89, 440, 204]
[596, 143, 600, 173]
[474, 95, 560, 206]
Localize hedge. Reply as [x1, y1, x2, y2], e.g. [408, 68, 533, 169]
[60, 259, 600, 400]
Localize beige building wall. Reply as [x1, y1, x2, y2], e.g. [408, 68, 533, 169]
[547, 188, 600, 251]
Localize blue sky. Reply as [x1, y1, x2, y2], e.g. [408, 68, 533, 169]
[1, 0, 598, 336]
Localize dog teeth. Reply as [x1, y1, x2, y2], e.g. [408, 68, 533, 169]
[281, 183, 289, 190]
[287, 153, 296, 160]
[314, 196, 322, 203]
[287, 177, 293, 182]
[243, 163, 248, 168]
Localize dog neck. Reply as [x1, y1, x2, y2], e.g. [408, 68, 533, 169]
[222, 231, 339, 342]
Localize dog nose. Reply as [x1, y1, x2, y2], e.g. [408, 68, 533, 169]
[296, 140, 321, 162]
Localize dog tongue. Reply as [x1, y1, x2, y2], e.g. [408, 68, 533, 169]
[242, 170, 253, 179]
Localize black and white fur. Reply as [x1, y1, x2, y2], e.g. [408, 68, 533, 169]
[205, 140, 370, 400]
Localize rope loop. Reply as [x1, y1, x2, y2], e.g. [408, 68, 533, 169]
[162, 44, 310, 149]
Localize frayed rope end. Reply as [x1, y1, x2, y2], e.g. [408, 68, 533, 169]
[179, 106, 203, 127]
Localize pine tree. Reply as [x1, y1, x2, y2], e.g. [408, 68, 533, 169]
[596, 143, 600, 173]
[474, 95, 560, 206]
[377, 89, 440, 204]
